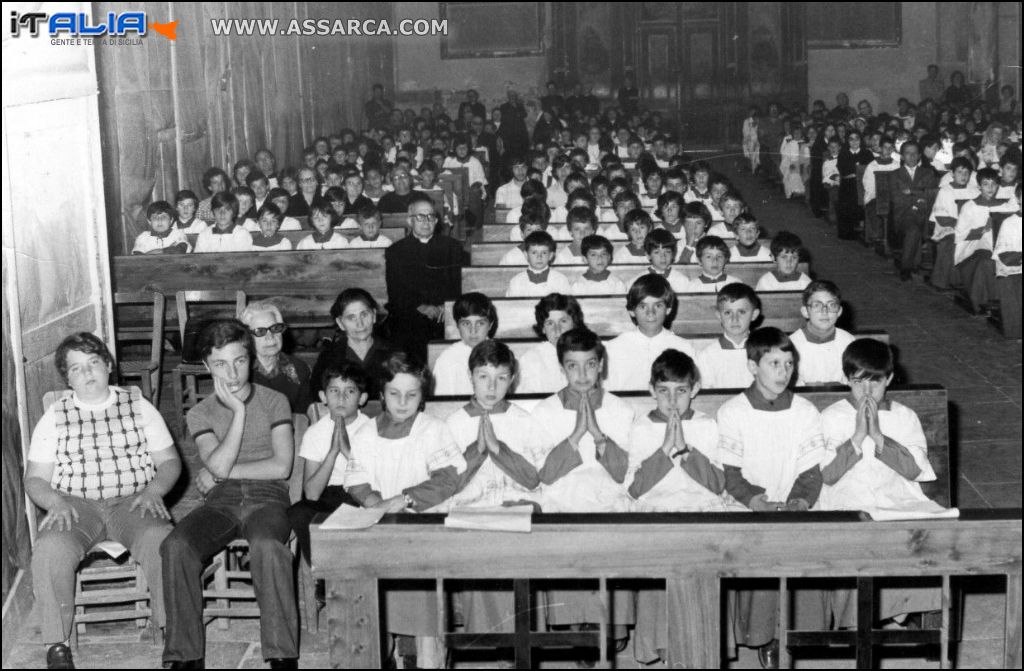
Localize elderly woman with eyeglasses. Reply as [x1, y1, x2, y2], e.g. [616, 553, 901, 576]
[240, 301, 312, 414]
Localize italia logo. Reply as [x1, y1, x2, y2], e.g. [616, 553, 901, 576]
[10, 11, 177, 40]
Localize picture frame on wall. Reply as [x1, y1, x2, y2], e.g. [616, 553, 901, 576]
[440, 2, 545, 59]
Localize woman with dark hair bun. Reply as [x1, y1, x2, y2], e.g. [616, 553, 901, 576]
[309, 288, 393, 399]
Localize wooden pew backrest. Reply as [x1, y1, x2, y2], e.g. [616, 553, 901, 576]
[184, 228, 404, 248]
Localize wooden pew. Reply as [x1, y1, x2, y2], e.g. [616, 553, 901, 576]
[481, 224, 759, 242]
[462, 263, 789, 295]
[492, 205, 652, 224]
[313, 510, 1020, 668]
[182, 228, 405, 249]
[112, 249, 387, 330]
[425, 331, 891, 371]
[440, 167, 470, 214]
[444, 293, 805, 339]
[469, 239, 774, 264]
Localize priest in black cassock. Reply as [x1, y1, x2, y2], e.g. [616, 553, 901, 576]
[384, 193, 466, 361]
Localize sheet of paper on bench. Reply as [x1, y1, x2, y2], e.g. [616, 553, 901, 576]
[865, 500, 960, 521]
[319, 504, 387, 530]
[444, 505, 534, 533]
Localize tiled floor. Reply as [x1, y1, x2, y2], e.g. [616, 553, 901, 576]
[7, 163, 1020, 669]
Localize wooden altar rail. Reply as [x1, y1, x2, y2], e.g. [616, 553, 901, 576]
[444, 292, 805, 339]
[311, 510, 1022, 669]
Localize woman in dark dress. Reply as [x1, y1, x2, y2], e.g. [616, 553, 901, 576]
[836, 130, 876, 240]
[310, 288, 392, 401]
[808, 124, 829, 218]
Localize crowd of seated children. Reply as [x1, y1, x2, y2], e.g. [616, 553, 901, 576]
[755, 231, 812, 291]
[953, 166, 1016, 315]
[554, 206, 599, 265]
[499, 199, 552, 264]
[605, 274, 695, 391]
[929, 156, 979, 289]
[570, 234, 627, 296]
[695, 283, 762, 390]
[432, 292, 497, 396]
[506, 231, 571, 297]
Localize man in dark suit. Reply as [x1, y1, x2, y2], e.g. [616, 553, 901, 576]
[889, 140, 939, 280]
[384, 194, 465, 360]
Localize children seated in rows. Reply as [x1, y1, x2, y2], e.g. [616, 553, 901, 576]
[432, 292, 497, 396]
[756, 231, 811, 291]
[517, 293, 584, 394]
[552, 176, 593, 222]
[346, 204, 392, 249]
[730, 213, 773, 262]
[696, 283, 762, 389]
[554, 207, 598, 265]
[929, 156, 979, 290]
[251, 203, 292, 250]
[570, 235, 627, 296]
[193, 192, 253, 253]
[297, 202, 348, 250]
[605, 274, 695, 391]
[133, 200, 191, 254]
[633, 228, 690, 291]
[790, 280, 856, 385]
[688, 236, 741, 293]
[718, 327, 825, 667]
[994, 183, 1021, 339]
[506, 231, 571, 297]
[343, 352, 466, 669]
[613, 209, 655, 263]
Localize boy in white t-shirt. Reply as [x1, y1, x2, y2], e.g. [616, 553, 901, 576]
[287, 363, 371, 569]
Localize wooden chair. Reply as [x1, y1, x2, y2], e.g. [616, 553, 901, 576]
[169, 290, 246, 438]
[202, 540, 260, 629]
[41, 392, 153, 646]
[113, 291, 165, 407]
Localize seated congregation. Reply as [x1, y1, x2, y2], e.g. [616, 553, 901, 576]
[33, 83, 996, 671]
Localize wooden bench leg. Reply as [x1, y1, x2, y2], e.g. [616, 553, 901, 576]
[856, 577, 875, 669]
[666, 574, 720, 669]
[327, 578, 380, 669]
[171, 370, 186, 438]
[512, 579, 532, 669]
[1006, 574, 1022, 669]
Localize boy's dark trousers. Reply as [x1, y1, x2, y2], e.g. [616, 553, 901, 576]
[287, 486, 355, 564]
[998, 274, 1021, 339]
[161, 480, 298, 663]
[895, 210, 929, 272]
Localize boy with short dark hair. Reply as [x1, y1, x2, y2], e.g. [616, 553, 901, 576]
[678, 202, 712, 264]
[496, 155, 529, 209]
[174, 189, 205, 234]
[432, 293, 497, 396]
[133, 200, 191, 254]
[570, 234, 626, 296]
[613, 208, 655, 263]
[929, 156, 978, 289]
[686, 236, 741, 293]
[506, 231, 571, 297]
[718, 326, 824, 665]
[193, 192, 253, 253]
[790, 280, 856, 385]
[756, 231, 811, 291]
[634, 228, 690, 292]
[605, 274, 695, 391]
[346, 203, 392, 249]
[501, 199, 554, 265]
[554, 206, 598, 265]
[730, 213, 773, 262]
[287, 363, 370, 568]
[696, 283, 762, 389]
